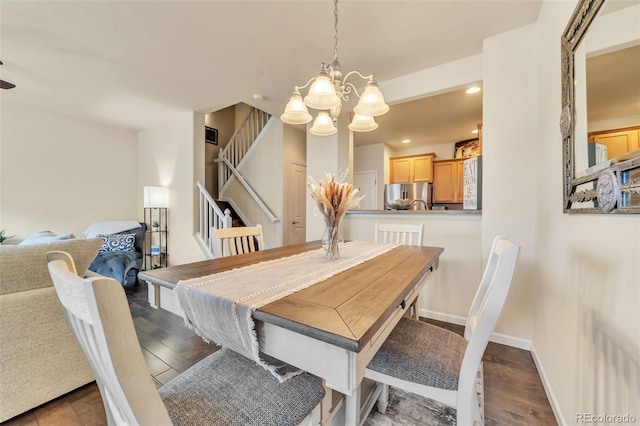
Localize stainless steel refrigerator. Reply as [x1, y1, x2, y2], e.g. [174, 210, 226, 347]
[384, 183, 433, 210]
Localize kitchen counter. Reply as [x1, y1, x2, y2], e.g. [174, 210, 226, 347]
[347, 209, 481, 215]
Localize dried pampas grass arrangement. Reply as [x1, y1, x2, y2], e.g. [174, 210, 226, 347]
[308, 170, 363, 259]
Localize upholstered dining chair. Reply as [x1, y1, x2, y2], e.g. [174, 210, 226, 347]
[374, 222, 424, 318]
[46, 251, 324, 426]
[213, 224, 265, 258]
[365, 235, 520, 426]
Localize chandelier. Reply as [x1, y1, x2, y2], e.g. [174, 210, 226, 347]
[280, 0, 389, 136]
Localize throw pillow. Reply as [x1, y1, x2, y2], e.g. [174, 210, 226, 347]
[98, 233, 136, 252]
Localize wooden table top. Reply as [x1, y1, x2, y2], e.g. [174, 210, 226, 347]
[138, 241, 443, 352]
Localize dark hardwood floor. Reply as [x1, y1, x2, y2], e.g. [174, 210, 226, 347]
[2, 284, 557, 425]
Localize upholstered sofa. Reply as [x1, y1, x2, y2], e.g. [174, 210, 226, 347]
[0, 238, 102, 422]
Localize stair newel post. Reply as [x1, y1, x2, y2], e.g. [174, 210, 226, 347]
[223, 209, 232, 228]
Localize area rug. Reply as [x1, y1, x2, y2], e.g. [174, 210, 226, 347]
[363, 387, 457, 426]
[363, 364, 484, 426]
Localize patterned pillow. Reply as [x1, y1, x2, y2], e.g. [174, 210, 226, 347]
[98, 233, 136, 252]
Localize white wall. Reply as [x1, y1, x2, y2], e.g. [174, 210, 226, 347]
[138, 111, 205, 266]
[0, 102, 138, 240]
[343, 212, 483, 324]
[391, 141, 457, 160]
[482, 23, 538, 341]
[532, 1, 640, 423]
[232, 120, 284, 248]
[306, 118, 351, 241]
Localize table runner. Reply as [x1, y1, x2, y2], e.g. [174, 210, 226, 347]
[174, 240, 398, 381]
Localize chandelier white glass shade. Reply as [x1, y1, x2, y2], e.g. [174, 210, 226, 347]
[280, 0, 389, 135]
[348, 114, 378, 132]
[310, 111, 338, 136]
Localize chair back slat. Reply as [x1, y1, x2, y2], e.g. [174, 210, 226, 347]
[213, 224, 264, 257]
[374, 223, 424, 246]
[47, 251, 172, 425]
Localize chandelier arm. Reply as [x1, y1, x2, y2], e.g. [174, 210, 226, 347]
[343, 82, 360, 99]
[342, 70, 374, 85]
[294, 77, 318, 92]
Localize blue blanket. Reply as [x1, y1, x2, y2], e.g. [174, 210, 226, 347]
[89, 251, 143, 286]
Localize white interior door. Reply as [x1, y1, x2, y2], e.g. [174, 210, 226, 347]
[288, 162, 306, 245]
[354, 171, 377, 210]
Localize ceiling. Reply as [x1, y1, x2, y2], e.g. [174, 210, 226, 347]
[1, 1, 542, 141]
[587, 44, 640, 125]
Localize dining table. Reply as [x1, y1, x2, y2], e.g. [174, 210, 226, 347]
[138, 240, 443, 426]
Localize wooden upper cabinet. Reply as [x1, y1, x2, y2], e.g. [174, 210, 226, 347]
[433, 159, 465, 203]
[588, 126, 640, 160]
[412, 156, 434, 182]
[390, 153, 436, 183]
[390, 158, 412, 183]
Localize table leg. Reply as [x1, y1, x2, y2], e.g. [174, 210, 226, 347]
[344, 387, 361, 426]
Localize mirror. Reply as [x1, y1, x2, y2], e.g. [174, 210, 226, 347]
[561, 0, 640, 213]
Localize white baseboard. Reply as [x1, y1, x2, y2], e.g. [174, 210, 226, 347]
[530, 343, 567, 426]
[419, 309, 531, 350]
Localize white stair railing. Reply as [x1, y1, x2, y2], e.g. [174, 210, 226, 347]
[216, 106, 278, 223]
[196, 181, 232, 258]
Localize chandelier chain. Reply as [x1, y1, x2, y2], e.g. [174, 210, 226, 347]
[333, 0, 339, 61]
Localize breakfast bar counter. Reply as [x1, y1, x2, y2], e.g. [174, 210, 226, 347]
[346, 209, 481, 215]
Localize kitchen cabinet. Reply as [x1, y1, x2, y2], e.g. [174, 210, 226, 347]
[433, 159, 465, 203]
[390, 153, 436, 183]
[588, 126, 640, 160]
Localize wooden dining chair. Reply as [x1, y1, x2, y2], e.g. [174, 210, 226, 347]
[213, 224, 265, 258]
[46, 251, 324, 426]
[365, 235, 520, 426]
[375, 222, 424, 318]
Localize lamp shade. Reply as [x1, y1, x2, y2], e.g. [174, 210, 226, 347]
[304, 71, 341, 110]
[309, 111, 337, 136]
[348, 114, 378, 132]
[353, 81, 389, 117]
[280, 92, 313, 125]
[144, 186, 169, 208]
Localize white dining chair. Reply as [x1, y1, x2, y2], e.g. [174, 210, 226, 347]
[365, 235, 520, 426]
[375, 222, 424, 318]
[46, 250, 324, 426]
[213, 224, 265, 258]
[374, 222, 423, 246]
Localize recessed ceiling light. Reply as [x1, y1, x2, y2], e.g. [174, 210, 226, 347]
[472, 129, 479, 134]
[466, 86, 481, 94]
[402, 139, 411, 144]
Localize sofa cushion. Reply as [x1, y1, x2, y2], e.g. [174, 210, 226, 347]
[18, 231, 75, 245]
[0, 238, 102, 295]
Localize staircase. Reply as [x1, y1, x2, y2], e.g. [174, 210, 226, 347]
[213, 200, 244, 227]
[195, 106, 276, 258]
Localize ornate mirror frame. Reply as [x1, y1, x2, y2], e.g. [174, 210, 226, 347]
[561, 0, 640, 214]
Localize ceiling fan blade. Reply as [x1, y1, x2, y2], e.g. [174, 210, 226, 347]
[0, 79, 16, 90]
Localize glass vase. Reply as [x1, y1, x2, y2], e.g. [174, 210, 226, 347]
[322, 221, 344, 260]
